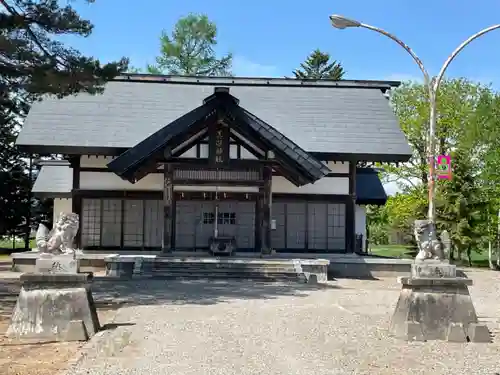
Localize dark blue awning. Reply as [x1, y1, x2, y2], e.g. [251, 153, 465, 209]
[356, 168, 387, 205]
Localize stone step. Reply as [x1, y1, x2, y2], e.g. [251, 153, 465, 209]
[150, 264, 297, 272]
[147, 271, 306, 282]
[149, 261, 297, 268]
[105, 258, 325, 283]
[147, 268, 301, 276]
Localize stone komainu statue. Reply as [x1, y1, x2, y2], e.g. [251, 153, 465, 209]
[414, 219, 451, 261]
[35, 213, 80, 256]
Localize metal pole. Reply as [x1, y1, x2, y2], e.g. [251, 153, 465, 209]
[428, 23, 500, 227]
[24, 155, 33, 250]
[330, 15, 500, 238]
[428, 89, 437, 230]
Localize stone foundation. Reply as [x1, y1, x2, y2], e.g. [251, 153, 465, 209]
[11, 252, 413, 278]
[389, 276, 491, 343]
[6, 273, 100, 342]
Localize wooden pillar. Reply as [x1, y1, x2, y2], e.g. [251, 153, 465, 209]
[346, 161, 357, 253]
[260, 166, 272, 255]
[69, 156, 82, 248]
[162, 163, 174, 253]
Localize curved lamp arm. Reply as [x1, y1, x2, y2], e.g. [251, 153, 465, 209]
[329, 15, 431, 87]
[434, 24, 500, 92]
[360, 23, 432, 87]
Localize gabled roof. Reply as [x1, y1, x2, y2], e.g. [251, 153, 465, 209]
[16, 75, 412, 162]
[107, 90, 330, 186]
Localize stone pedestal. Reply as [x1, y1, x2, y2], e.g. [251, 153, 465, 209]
[6, 273, 100, 342]
[35, 254, 80, 274]
[389, 261, 490, 343]
[411, 260, 456, 278]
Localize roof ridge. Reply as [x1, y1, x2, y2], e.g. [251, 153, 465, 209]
[36, 159, 70, 166]
[113, 74, 400, 90]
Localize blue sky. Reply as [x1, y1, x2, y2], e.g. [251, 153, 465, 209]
[67, 0, 500, 85]
[64, 0, 500, 195]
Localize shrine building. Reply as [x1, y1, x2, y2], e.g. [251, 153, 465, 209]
[16, 75, 411, 256]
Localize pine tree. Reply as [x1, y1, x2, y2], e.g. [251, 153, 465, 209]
[1, 0, 128, 103]
[293, 49, 345, 80]
[1, 0, 128, 248]
[147, 14, 232, 76]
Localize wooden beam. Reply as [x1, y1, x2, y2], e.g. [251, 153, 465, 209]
[169, 158, 272, 169]
[162, 163, 174, 253]
[173, 179, 264, 187]
[346, 161, 357, 253]
[69, 155, 82, 248]
[260, 166, 272, 255]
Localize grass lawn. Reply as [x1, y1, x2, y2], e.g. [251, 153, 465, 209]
[370, 244, 491, 268]
[0, 238, 35, 257]
[0, 238, 35, 248]
[370, 245, 415, 259]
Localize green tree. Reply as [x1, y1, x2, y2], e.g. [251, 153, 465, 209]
[1, 0, 128, 103]
[366, 204, 389, 246]
[0, 166, 30, 239]
[436, 150, 488, 264]
[385, 188, 428, 244]
[385, 79, 500, 265]
[0, 90, 31, 245]
[1, 0, 128, 247]
[470, 91, 500, 268]
[385, 79, 491, 191]
[293, 49, 345, 80]
[147, 13, 232, 76]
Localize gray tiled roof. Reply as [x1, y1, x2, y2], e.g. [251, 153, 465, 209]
[32, 161, 72, 197]
[16, 76, 412, 159]
[108, 91, 330, 185]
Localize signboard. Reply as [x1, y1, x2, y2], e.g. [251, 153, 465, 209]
[215, 128, 225, 164]
[209, 123, 229, 165]
[436, 155, 452, 180]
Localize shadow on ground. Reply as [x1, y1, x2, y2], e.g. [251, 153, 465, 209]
[0, 275, 342, 322]
[90, 278, 342, 307]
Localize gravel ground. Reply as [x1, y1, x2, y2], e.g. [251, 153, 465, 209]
[58, 270, 500, 375]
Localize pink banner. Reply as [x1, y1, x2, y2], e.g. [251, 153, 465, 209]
[436, 155, 452, 180]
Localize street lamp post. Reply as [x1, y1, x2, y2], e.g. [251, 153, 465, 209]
[330, 14, 500, 248]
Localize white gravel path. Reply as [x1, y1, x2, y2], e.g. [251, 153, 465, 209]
[64, 270, 500, 375]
